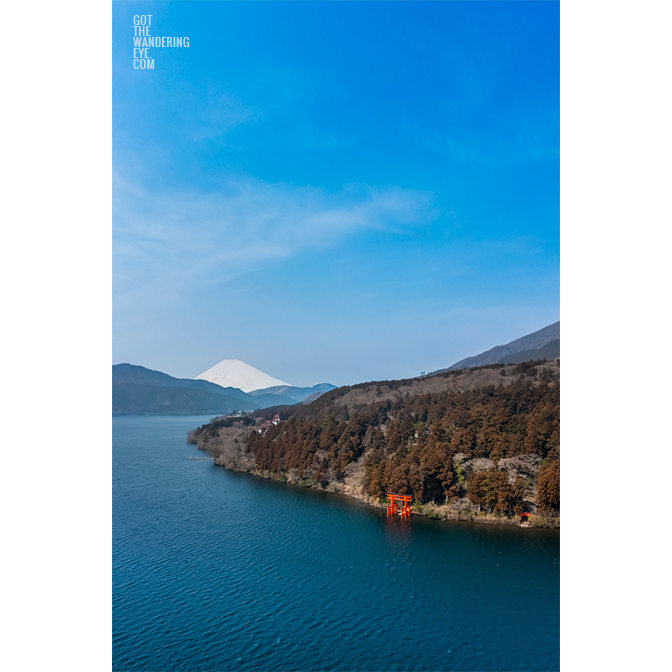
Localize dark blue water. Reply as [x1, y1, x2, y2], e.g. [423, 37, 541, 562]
[113, 416, 559, 671]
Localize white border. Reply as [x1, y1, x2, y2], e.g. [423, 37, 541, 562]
[2, 2, 111, 669]
[561, 1, 670, 670]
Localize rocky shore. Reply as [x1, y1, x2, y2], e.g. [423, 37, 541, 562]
[187, 422, 559, 529]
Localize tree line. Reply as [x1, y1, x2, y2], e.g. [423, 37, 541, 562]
[245, 375, 560, 514]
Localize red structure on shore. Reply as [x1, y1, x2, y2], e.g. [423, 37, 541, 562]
[386, 493, 412, 517]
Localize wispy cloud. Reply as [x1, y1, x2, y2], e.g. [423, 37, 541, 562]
[113, 174, 442, 304]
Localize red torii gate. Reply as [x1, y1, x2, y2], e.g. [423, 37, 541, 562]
[386, 493, 412, 518]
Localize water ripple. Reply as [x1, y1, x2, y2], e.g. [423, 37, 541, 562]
[114, 416, 559, 671]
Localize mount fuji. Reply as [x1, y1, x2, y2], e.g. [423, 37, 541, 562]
[113, 361, 335, 415]
[195, 359, 290, 393]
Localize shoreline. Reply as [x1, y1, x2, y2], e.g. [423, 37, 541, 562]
[206, 449, 560, 529]
[187, 360, 560, 530]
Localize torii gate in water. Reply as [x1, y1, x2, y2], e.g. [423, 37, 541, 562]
[386, 493, 412, 517]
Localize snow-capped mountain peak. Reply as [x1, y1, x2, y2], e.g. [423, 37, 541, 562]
[195, 359, 290, 393]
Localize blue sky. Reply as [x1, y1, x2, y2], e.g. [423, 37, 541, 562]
[113, 1, 559, 387]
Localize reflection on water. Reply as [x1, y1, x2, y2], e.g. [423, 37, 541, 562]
[384, 512, 413, 546]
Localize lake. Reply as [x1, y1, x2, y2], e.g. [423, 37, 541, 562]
[113, 415, 559, 671]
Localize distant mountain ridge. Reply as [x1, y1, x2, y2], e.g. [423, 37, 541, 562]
[113, 364, 257, 416]
[497, 339, 559, 365]
[112, 363, 335, 416]
[248, 384, 336, 403]
[113, 363, 250, 400]
[196, 359, 289, 393]
[429, 321, 560, 374]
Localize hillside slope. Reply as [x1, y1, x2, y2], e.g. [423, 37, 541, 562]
[497, 339, 560, 365]
[112, 364, 336, 415]
[248, 383, 336, 403]
[113, 364, 259, 415]
[189, 360, 560, 526]
[113, 363, 251, 399]
[113, 383, 255, 416]
[431, 321, 559, 372]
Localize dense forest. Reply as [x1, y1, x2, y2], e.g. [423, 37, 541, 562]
[189, 360, 560, 525]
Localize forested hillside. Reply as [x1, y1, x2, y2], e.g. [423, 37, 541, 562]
[188, 360, 560, 526]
